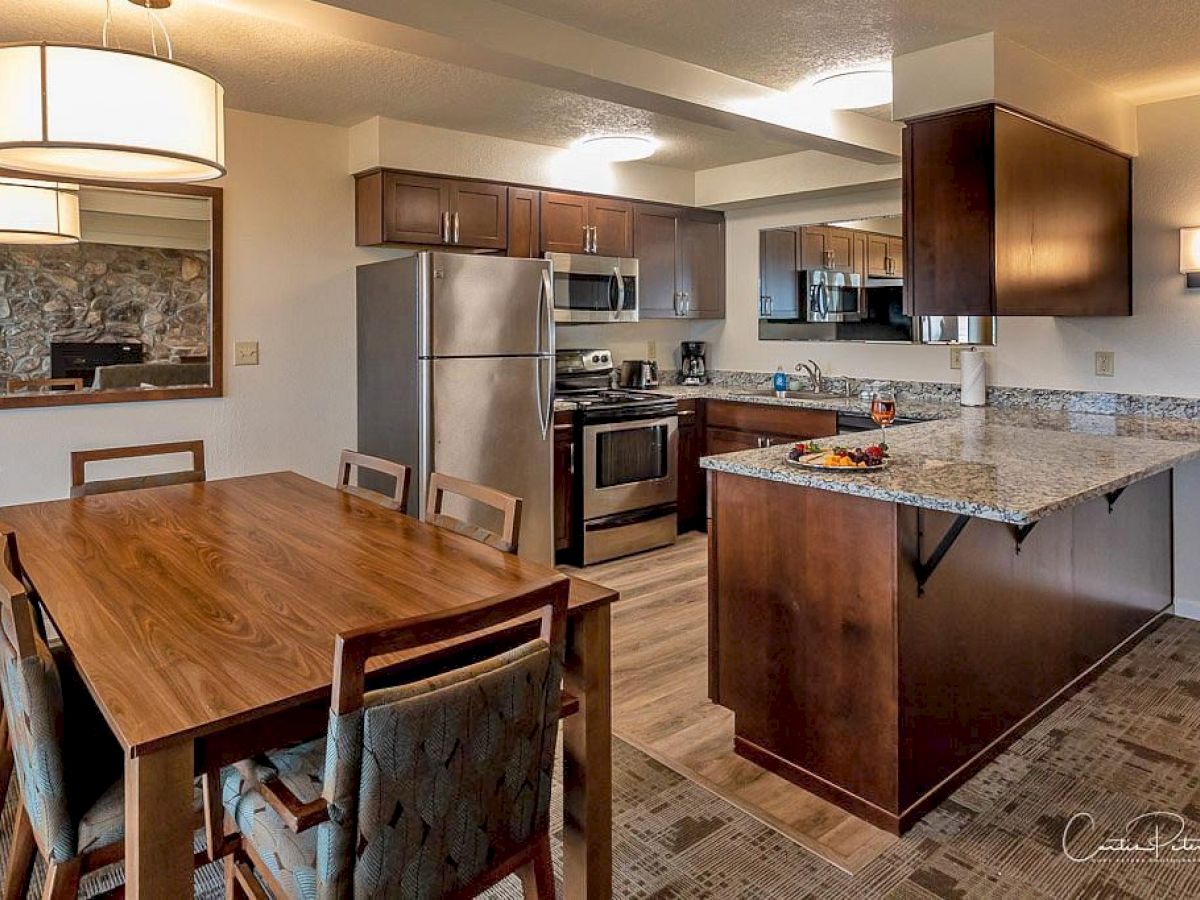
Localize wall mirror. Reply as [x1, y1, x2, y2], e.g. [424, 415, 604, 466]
[0, 179, 222, 409]
[756, 214, 995, 345]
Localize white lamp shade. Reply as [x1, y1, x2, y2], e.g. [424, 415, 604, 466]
[1181, 227, 1200, 274]
[0, 177, 80, 244]
[0, 44, 224, 183]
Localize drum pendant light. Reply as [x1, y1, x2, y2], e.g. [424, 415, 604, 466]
[0, 178, 81, 244]
[0, 0, 225, 183]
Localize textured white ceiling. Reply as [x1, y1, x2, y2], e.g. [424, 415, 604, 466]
[4, 0, 1197, 176]
[0, 0, 798, 170]
[498, 0, 1200, 102]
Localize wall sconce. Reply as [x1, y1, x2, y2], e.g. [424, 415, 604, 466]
[1182, 227, 1200, 289]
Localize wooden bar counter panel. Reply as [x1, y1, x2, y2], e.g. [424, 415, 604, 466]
[708, 469, 1172, 833]
[0, 472, 618, 899]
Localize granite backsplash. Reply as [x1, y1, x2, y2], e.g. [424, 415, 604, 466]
[663, 369, 1200, 420]
[0, 242, 210, 382]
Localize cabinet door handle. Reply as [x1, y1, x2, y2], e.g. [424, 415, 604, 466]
[452, 212, 460, 244]
[582, 224, 590, 253]
[441, 211, 450, 243]
[590, 225, 598, 254]
[569, 442, 575, 475]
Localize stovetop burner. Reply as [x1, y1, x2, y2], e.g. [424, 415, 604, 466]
[560, 389, 670, 407]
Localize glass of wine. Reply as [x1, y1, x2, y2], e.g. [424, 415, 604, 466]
[870, 390, 897, 449]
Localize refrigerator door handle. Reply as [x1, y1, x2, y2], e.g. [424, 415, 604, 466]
[536, 356, 552, 440]
[537, 268, 554, 355]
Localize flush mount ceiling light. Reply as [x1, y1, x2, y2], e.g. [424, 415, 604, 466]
[0, 0, 225, 183]
[808, 68, 893, 110]
[0, 178, 81, 244]
[571, 135, 659, 162]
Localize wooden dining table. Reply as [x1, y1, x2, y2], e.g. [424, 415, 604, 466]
[0, 471, 618, 900]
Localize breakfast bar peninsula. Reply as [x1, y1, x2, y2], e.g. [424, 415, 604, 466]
[702, 408, 1200, 834]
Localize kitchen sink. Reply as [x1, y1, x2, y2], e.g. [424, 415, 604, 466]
[751, 389, 843, 401]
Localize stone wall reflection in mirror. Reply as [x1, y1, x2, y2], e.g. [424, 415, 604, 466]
[0, 184, 220, 406]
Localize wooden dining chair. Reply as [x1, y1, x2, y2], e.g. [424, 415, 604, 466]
[222, 579, 569, 900]
[424, 472, 523, 554]
[69, 439, 206, 499]
[336, 450, 412, 512]
[5, 377, 84, 393]
[0, 547, 238, 899]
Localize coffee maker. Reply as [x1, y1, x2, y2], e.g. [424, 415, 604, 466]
[680, 341, 708, 385]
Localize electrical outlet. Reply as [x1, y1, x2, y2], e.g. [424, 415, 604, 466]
[235, 341, 260, 366]
[1095, 351, 1115, 377]
[949, 347, 963, 370]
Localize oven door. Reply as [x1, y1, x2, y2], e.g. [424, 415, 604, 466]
[806, 269, 864, 323]
[546, 253, 639, 323]
[582, 414, 677, 519]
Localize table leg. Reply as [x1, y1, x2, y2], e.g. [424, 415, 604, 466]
[124, 741, 195, 899]
[562, 604, 612, 900]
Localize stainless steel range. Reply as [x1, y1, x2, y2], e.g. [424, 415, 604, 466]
[557, 349, 678, 565]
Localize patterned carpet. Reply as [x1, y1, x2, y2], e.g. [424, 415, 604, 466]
[5, 617, 1200, 898]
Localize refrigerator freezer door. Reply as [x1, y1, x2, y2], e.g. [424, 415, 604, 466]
[422, 355, 555, 565]
[422, 253, 554, 359]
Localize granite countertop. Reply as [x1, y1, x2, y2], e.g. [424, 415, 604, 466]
[700, 407, 1200, 525]
[654, 384, 961, 421]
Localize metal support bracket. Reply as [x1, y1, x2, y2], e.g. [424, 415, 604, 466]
[916, 514, 972, 596]
[1105, 487, 1126, 514]
[1011, 521, 1039, 554]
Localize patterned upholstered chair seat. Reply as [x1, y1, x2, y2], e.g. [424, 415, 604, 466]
[224, 636, 562, 899]
[223, 741, 326, 899]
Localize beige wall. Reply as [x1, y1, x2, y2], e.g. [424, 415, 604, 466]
[0, 109, 391, 506]
[352, 116, 697, 206]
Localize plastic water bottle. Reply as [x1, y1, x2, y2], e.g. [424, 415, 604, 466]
[773, 365, 788, 398]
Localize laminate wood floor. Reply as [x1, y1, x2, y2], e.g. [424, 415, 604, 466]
[563, 533, 898, 873]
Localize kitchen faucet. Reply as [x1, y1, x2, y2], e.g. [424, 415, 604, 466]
[795, 360, 823, 393]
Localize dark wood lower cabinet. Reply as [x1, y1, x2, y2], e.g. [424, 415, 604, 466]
[708, 469, 1172, 833]
[553, 411, 575, 556]
[676, 401, 704, 532]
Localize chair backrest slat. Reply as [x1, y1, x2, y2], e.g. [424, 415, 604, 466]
[336, 450, 411, 513]
[424, 472, 522, 554]
[69, 440, 206, 499]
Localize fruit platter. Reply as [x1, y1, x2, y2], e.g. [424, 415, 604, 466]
[785, 441, 889, 472]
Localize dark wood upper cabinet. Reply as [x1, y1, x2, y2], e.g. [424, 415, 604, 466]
[540, 192, 633, 257]
[356, 172, 507, 251]
[371, 172, 449, 246]
[904, 104, 1131, 317]
[635, 205, 726, 319]
[759, 228, 799, 319]
[448, 180, 507, 251]
[589, 197, 634, 257]
[866, 234, 889, 277]
[633, 204, 681, 316]
[506, 187, 541, 258]
[798, 227, 826, 270]
[540, 191, 590, 254]
[680, 209, 726, 318]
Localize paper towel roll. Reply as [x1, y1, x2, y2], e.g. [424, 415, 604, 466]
[960, 348, 987, 407]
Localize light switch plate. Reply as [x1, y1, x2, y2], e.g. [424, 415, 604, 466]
[949, 347, 963, 370]
[235, 341, 260, 366]
[1095, 351, 1115, 377]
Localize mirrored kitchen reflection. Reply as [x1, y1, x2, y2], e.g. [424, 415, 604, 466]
[757, 214, 995, 345]
[0, 183, 220, 406]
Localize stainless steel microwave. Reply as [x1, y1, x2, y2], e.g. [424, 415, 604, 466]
[804, 268, 863, 323]
[545, 253, 639, 324]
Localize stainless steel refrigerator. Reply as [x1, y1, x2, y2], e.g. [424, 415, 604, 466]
[356, 252, 556, 564]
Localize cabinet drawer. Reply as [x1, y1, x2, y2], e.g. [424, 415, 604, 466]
[705, 402, 837, 439]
